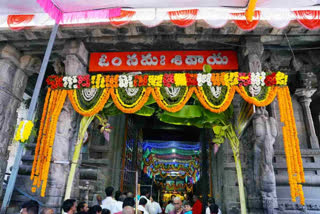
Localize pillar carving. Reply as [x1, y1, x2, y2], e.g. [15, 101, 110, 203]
[295, 88, 319, 149]
[44, 41, 88, 211]
[0, 44, 40, 197]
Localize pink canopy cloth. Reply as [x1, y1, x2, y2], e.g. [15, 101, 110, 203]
[1, 0, 319, 23]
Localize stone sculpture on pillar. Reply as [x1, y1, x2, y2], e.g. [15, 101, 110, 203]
[253, 107, 278, 214]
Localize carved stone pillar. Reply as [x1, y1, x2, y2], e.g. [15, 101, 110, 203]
[241, 37, 264, 73]
[295, 88, 319, 149]
[0, 44, 40, 197]
[45, 41, 88, 211]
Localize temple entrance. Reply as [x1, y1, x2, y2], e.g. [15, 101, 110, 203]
[120, 114, 203, 206]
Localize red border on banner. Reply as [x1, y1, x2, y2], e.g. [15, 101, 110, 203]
[89, 51, 238, 72]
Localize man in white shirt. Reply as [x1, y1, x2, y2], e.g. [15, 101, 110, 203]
[101, 186, 118, 214]
[138, 198, 149, 214]
[148, 194, 162, 214]
[165, 195, 175, 214]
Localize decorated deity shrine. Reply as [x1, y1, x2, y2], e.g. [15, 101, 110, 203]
[0, 1, 320, 214]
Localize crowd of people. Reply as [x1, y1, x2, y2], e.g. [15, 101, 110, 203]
[19, 186, 221, 214]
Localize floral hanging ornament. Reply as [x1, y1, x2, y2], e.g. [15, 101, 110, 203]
[97, 115, 112, 142]
[14, 120, 34, 143]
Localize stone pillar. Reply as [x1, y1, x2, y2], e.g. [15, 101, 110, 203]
[295, 88, 319, 149]
[45, 41, 88, 211]
[0, 44, 40, 197]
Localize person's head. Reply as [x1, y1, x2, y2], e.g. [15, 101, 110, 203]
[139, 198, 148, 207]
[77, 202, 89, 213]
[192, 195, 199, 203]
[21, 200, 39, 214]
[183, 201, 192, 212]
[105, 186, 114, 197]
[120, 193, 127, 202]
[141, 189, 149, 198]
[40, 208, 54, 214]
[123, 197, 135, 208]
[170, 195, 176, 201]
[62, 199, 77, 213]
[151, 193, 157, 202]
[127, 192, 134, 198]
[173, 197, 182, 211]
[102, 209, 110, 214]
[89, 205, 102, 214]
[207, 198, 216, 206]
[123, 206, 134, 214]
[115, 191, 121, 201]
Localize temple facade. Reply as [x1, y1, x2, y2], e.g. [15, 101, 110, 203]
[0, 20, 319, 214]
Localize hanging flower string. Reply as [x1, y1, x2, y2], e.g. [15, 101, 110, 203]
[277, 86, 305, 205]
[30, 89, 67, 197]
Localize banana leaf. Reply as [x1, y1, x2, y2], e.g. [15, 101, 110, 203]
[163, 105, 202, 119]
[135, 106, 155, 117]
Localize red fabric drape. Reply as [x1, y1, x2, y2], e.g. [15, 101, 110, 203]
[110, 10, 136, 27]
[7, 15, 34, 31]
[168, 9, 198, 27]
[233, 11, 260, 31]
[294, 10, 320, 30]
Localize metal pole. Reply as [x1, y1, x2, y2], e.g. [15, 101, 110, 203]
[1, 23, 59, 214]
[135, 170, 138, 214]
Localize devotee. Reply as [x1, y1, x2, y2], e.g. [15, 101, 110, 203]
[127, 192, 134, 198]
[77, 201, 89, 214]
[169, 197, 184, 214]
[101, 186, 117, 214]
[123, 206, 135, 214]
[62, 199, 77, 214]
[148, 193, 162, 214]
[138, 198, 149, 214]
[102, 209, 111, 214]
[183, 201, 192, 214]
[40, 208, 54, 214]
[192, 195, 202, 214]
[114, 191, 124, 213]
[205, 198, 221, 214]
[165, 195, 175, 214]
[89, 205, 102, 214]
[20, 200, 39, 214]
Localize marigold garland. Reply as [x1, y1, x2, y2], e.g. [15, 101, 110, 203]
[152, 87, 195, 112]
[67, 88, 110, 116]
[30, 89, 67, 197]
[111, 87, 152, 113]
[235, 86, 278, 107]
[195, 86, 235, 113]
[277, 86, 305, 205]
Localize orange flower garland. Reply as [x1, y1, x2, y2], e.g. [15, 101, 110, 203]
[152, 87, 196, 113]
[277, 86, 305, 205]
[111, 87, 152, 113]
[195, 86, 235, 113]
[67, 88, 110, 116]
[235, 86, 278, 107]
[30, 89, 67, 197]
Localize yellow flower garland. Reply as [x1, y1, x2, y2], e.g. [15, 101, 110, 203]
[14, 120, 34, 143]
[68, 88, 110, 116]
